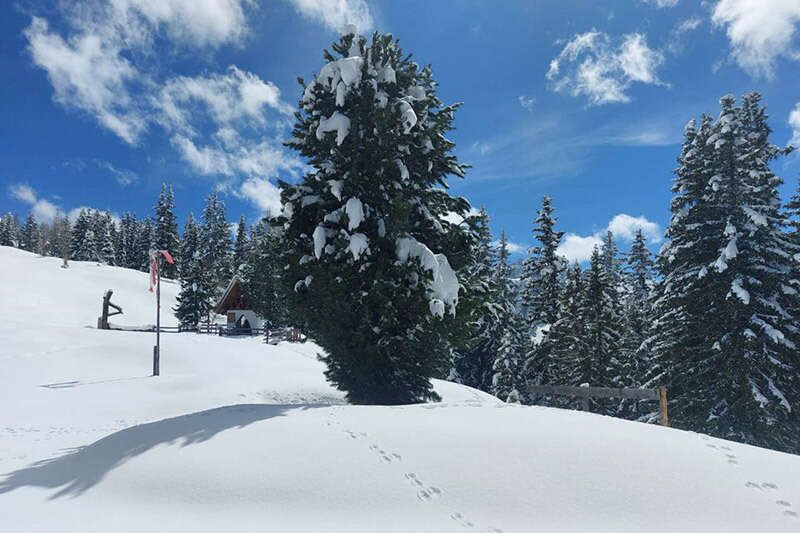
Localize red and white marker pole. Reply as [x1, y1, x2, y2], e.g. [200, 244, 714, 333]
[149, 249, 174, 376]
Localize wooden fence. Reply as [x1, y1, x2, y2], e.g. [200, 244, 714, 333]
[528, 384, 669, 427]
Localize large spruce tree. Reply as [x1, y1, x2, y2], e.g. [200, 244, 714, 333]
[654, 93, 799, 452]
[276, 29, 470, 404]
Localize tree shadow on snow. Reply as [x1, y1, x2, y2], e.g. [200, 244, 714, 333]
[0, 404, 315, 499]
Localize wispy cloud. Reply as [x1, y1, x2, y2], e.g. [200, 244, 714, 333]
[518, 95, 536, 112]
[667, 17, 703, 55]
[547, 30, 666, 106]
[639, 0, 679, 7]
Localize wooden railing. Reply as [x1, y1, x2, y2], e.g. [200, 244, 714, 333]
[528, 384, 669, 426]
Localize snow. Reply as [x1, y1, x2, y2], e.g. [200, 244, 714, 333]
[730, 278, 750, 305]
[329, 180, 343, 201]
[742, 206, 768, 227]
[398, 101, 417, 133]
[2, 246, 800, 532]
[347, 233, 369, 260]
[312, 225, 327, 259]
[396, 237, 459, 317]
[316, 111, 351, 145]
[345, 197, 364, 231]
[396, 158, 409, 181]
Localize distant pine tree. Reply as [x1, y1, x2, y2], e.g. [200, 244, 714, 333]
[118, 213, 140, 270]
[20, 213, 38, 252]
[136, 218, 154, 272]
[232, 215, 249, 275]
[152, 184, 180, 278]
[70, 209, 96, 261]
[175, 213, 213, 329]
[451, 209, 508, 392]
[522, 196, 566, 398]
[549, 261, 588, 401]
[200, 191, 233, 293]
[241, 219, 287, 329]
[491, 314, 529, 403]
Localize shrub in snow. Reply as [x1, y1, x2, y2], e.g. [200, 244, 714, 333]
[275, 30, 471, 404]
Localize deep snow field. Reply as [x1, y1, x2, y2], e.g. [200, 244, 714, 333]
[1, 245, 799, 532]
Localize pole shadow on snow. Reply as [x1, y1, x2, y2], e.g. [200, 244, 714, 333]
[0, 404, 318, 499]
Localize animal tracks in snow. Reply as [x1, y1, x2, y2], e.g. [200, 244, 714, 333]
[701, 434, 796, 521]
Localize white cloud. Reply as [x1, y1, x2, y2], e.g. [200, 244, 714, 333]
[557, 233, 603, 263]
[712, 0, 800, 79]
[790, 103, 800, 147]
[32, 200, 61, 224]
[25, 17, 146, 144]
[26, 0, 309, 211]
[287, 0, 373, 32]
[606, 214, 661, 242]
[236, 178, 284, 217]
[8, 183, 120, 225]
[556, 213, 662, 262]
[158, 66, 293, 134]
[547, 31, 665, 105]
[8, 183, 61, 224]
[9, 183, 37, 204]
[518, 95, 536, 111]
[24, 1, 253, 145]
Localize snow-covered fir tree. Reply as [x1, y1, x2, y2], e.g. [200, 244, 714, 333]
[548, 262, 588, 398]
[450, 209, 508, 392]
[240, 219, 287, 329]
[175, 213, 213, 329]
[20, 213, 38, 252]
[92, 211, 117, 265]
[152, 184, 180, 278]
[579, 247, 622, 413]
[136, 217, 154, 272]
[0, 213, 19, 247]
[276, 29, 470, 404]
[118, 213, 140, 270]
[491, 314, 529, 404]
[653, 93, 799, 452]
[70, 209, 96, 261]
[521, 196, 566, 391]
[200, 191, 233, 293]
[232, 215, 249, 275]
[520, 196, 565, 328]
[616, 229, 655, 418]
[618, 230, 654, 386]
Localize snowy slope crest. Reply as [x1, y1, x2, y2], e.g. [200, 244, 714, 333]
[1, 246, 799, 532]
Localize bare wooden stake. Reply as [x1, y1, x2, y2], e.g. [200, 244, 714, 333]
[659, 386, 669, 427]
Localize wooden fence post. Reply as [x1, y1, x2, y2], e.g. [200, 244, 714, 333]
[658, 386, 669, 427]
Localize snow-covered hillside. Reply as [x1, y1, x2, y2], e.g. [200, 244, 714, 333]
[1, 245, 799, 532]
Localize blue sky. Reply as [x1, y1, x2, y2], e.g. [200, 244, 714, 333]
[1, 0, 799, 261]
